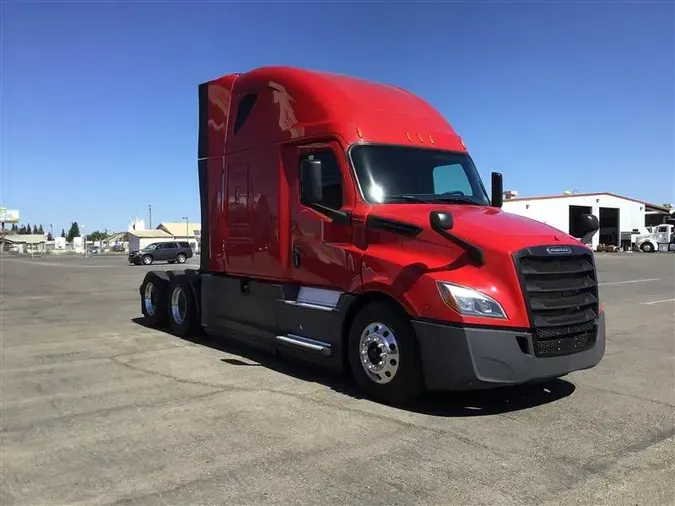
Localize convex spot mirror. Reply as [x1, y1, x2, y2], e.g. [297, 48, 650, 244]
[430, 210, 454, 231]
[580, 213, 599, 234]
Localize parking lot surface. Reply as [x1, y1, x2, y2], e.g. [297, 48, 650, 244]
[1, 253, 674, 505]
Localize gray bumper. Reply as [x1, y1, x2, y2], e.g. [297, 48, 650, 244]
[412, 312, 606, 391]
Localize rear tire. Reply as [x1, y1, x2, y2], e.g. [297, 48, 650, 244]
[140, 271, 171, 327]
[176, 253, 187, 264]
[167, 274, 201, 338]
[348, 301, 424, 405]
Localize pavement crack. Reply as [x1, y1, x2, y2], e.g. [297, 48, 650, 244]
[580, 383, 675, 408]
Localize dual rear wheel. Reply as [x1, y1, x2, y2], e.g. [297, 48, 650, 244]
[140, 271, 201, 337]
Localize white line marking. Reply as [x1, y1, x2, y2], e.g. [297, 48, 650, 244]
[640, 298, 675, 305]
[599, 278, 660, 286]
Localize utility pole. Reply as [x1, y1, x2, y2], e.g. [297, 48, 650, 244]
[182, 216, 189, 248]
[148, 204, 152, 229]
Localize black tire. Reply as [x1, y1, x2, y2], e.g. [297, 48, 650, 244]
[641, 242, 654, 253]
[167, 274, 201, 337]
[348, 301, 424, 405]
[139, 271, 171, 327]
[142, 254, 154, 265]
[176, 253, 187, 264]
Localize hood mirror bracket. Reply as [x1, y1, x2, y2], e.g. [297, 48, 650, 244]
[429, 210, 485, 266]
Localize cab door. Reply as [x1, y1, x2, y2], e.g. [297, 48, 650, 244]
[287, 142, 357, 291]
[224, 158, 254, 273]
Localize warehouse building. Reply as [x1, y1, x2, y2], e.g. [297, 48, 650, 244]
[502, 192, 672, 250]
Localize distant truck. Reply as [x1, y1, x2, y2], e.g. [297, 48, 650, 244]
[137, 66, 605, 404]
[636, 224, 675, 253]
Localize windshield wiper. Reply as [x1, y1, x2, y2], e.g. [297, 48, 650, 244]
[432, 194, 484, 205]
[384, 195, 436, 204]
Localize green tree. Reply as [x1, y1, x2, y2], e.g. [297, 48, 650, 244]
[25, 223, 31, 234]
[87, 230, 109, 241]
[37, 224, 44, 234]
[32, 225, 38, 234]
[61, 229, 66, 238]
[11, 224, 18, 232]
[47, 232, 53, 241]
[66, 222, 80, 243]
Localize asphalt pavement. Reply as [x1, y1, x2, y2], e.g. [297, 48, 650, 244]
[1, 252, 673, 505]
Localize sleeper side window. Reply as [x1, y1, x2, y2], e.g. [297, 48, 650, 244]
[300, 151, 344, 210]
[233, 94, 258, 134]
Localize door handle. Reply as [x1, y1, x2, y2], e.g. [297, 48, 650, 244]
[292, 246, 302, 268]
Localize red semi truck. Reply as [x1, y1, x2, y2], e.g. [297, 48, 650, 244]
[139, 66, 605, 404]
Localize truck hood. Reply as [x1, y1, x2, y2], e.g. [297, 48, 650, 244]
[367, 204, 584, 253]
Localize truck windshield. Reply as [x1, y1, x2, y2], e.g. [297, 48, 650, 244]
[350, 144, 491, 205]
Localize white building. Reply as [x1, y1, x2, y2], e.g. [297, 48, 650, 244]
[127, 229, 174, 252]
[128, 217, 146, 232]
[126, 222, 202, 252]
[2, 234, 47, 254]
[502, 192, 671, 250]
[156, 222, 201, 251]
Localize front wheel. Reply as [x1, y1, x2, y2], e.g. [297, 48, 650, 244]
[142, 255, 153, 265]
[641, 242, 655, 253]
[348, 301, 424, 405]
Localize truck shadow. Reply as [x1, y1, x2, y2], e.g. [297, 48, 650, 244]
[131, 318, 576, 417]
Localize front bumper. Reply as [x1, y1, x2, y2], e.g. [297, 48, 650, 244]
[412, 312, 606, 391]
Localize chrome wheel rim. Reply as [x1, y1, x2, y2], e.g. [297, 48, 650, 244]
[144, 282, 156, 316]
[359, 322, 400, 384]
[177, 255, 185, 263]
[171, 286, 186, 325]
[143, 256, 151, 264]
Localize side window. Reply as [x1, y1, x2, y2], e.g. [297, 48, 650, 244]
[301, 151, 343, 210]
[233, 94, 257, 134]
[432, 164, 474, 196]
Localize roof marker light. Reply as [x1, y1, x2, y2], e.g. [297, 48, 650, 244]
[460, 138, 467, 149]
[428, 134, 435, 145]
[405, 132, 412, 142]
[417, 133, 424, 143]
[356, 127, 363, 138]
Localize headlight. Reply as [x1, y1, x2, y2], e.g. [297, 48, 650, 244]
[436, 281, 507, 319]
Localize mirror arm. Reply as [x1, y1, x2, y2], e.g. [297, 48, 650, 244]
[580, 229, 599, 245]
[431, 226, 485, 266]
[309, 203, 352, 225]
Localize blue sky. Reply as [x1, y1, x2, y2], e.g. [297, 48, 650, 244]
[2, 0, 673, 234]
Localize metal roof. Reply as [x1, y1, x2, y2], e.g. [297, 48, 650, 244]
[157, 222, 201, 237]
[3, 234, 47, 244]
[127, 230, 172, 239]
[504, 192, 671, 212]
